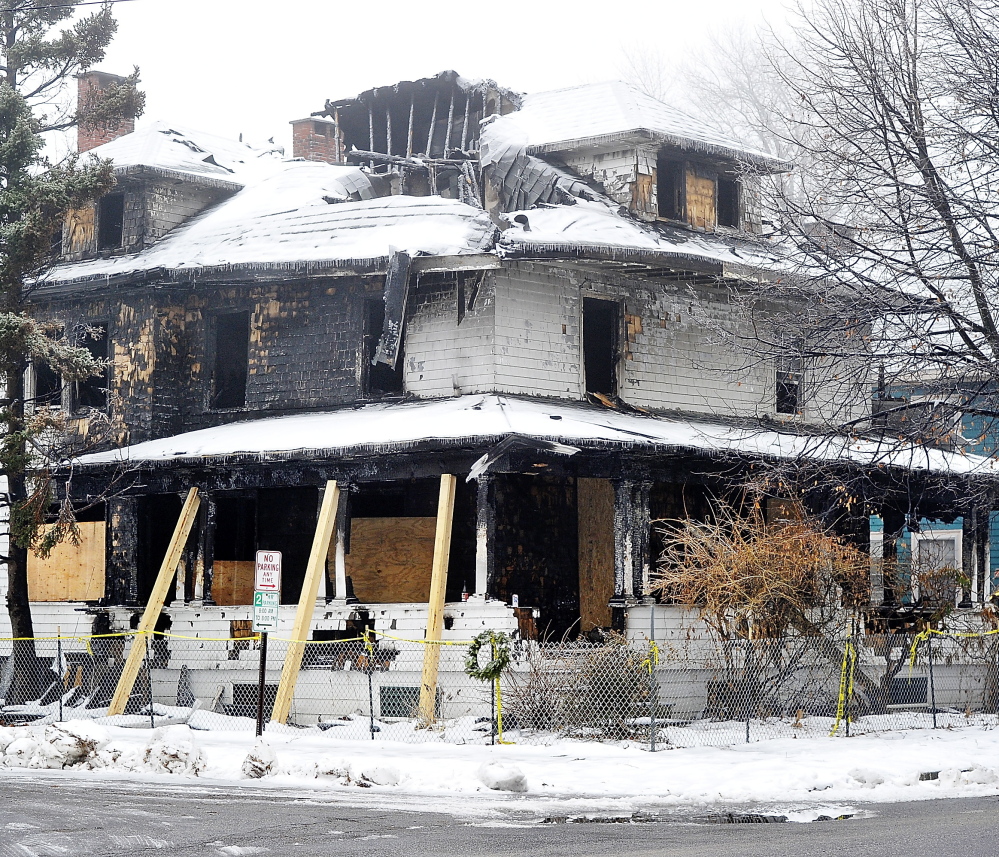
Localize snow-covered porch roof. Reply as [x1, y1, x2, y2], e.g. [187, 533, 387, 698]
[73, 394, 998, 478]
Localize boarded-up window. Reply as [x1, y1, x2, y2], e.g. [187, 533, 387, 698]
[583, 298, 620, 396]
[212, 495, 257, 606]
[212, 311, 250, 409]
[65, 206, 95, 253]
[345, 517, 437, 602]
[97, 193, 125, 250]
[685, 165, 717, 230]
[577, 478, 614, 631]
[27, 522, 106, 601]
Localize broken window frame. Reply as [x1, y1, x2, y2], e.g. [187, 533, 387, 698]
[210, 310, 251, 411]
[775, 353, 804, 415]
[656, 155, 684, 222]
[72, 322, 109, 412]
[97, 193, 125, 250]
[717, 176, 741, 229]
[582, 296, 622, 397]
[363, 297, 404, 398]
[27, 324, 65, 409]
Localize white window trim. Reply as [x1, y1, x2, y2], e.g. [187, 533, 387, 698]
[910, 528, 963, 605]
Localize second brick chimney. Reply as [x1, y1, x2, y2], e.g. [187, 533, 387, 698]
[77, 70, 136, 153]
[290, 117, 341, 163]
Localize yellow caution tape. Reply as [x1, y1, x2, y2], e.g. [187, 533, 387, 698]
[641, 641, 660, 675]
[830, 638, 856, 736]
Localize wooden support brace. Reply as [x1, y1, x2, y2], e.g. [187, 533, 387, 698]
[271, 481, 340, 725]
[419, 474, 457, 724]
[108, 488, 200, 716]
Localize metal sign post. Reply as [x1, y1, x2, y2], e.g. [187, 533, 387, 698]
[253, 551, 281, 737]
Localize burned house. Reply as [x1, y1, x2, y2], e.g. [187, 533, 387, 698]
[7, 69, 996, 669]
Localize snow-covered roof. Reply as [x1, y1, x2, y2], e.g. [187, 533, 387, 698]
[85, 120, 285, 187]
[73, 394, 997, 478]
[42, 162, 497, 287]
[488, 81, 783, 168]
[498, 200, 784, 276]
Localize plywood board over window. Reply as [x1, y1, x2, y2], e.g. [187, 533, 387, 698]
[27, 521, 105, 601]
[577, 478, 615, 630]
[685, 165, 717, 230]
[65, 206, 95, 254]
[212, 561, 256, 606]
[345, 517, 437, 602]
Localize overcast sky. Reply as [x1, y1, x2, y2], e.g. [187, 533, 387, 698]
[93, 0, 788, 153]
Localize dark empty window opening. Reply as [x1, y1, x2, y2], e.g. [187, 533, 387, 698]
[313, 121, 328, 136]
[214, 495, 257, 562]
[50, 225, 63, 255]
[212, 311, 250, 409]
[583, 298, 620, 396]
[75, 323, 108, 410]
[776, 355, 803, 415]
[718, 178, 740, 228]
[33, 360, 62, 406]
[365, 299, 404, 396]
[656, 156, 683, 220]
[97, 193, 125, 250]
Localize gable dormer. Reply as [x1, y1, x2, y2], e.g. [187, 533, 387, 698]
[58, 123, 271, 263]
[483, 81, 783, 233]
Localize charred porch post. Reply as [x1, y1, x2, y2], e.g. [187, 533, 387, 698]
[610, 479, 652, 630]
[330, 483, 351, 602]
[106, 495, 139, 605]
[879, 507, 906, 607]
[200, 491, 217, 605]
[474, 473, 496, 597]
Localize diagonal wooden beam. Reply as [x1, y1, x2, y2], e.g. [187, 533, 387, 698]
[108, 488, 200, 716]
[419, 474, 457, 723]
[271, 481, 340, 725]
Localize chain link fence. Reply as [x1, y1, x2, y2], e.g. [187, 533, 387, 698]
[2, 628, 998, 748]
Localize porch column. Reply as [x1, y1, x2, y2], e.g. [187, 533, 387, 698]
[331, 484, 350, 602]
[976, 502, 991, 604]
[961, 510, 976, 608]
[106, 495, 138, 606]
[611, 479, 653, 602]
[879, 507, 905, 607]
[200, 491, 217, 606]
[474, 473, 496, 596]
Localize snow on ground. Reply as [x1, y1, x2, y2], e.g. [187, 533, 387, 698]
[2, 718, 999, 815]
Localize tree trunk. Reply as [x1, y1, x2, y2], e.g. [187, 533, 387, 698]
[3, 361, 45, 702]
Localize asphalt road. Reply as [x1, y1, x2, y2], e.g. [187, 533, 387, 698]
[2, 776, 998, 857]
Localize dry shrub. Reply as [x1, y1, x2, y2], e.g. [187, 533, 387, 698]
[653, 500, 869, 640]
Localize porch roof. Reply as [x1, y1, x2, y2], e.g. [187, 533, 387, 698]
[73, 394, 997, 478]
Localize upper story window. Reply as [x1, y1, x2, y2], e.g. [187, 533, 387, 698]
[74, 323, 109, 411]
[656, 152, 742, 231]
[97, 193, 125, 250]
[211, 311, 250, 409]
[364, 298, 404, 397]
[29, 325, 64, 408]
[717, 178, 740, 229]
[776, 354, 803, 415]
[583, 297, 620, 397]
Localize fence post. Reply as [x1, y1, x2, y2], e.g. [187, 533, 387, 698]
[57, 628, 63, 724]
[927, 633, 937, 729]
[366, 630, 376, 740]
[649, 603, 657, 753]
[845, 634, 853, 738]
[745, 639, 751, 744]
[255, 632, 269, 738]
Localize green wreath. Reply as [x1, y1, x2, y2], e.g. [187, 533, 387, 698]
[464, 631, 511, 682]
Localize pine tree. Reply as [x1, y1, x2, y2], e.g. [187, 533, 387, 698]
[1, 1, 143, 696]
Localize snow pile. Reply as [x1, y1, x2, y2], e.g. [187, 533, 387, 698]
[477, 762, 528, 792]
[240, 739, 275, 779]
[0, 721, 108, 769]
[5, 720, 999, 811]
[140, 725, 206, 775]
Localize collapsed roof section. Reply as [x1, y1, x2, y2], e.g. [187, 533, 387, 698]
[319, 70, 522, 160]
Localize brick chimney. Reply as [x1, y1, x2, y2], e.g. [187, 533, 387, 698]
[77, 70, 136, 153]
[290, 117, 341, 163]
